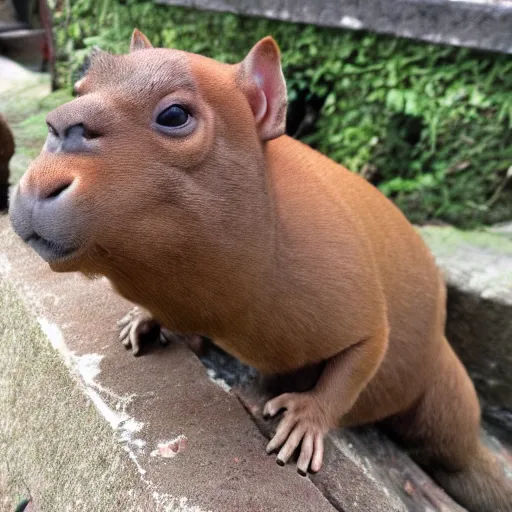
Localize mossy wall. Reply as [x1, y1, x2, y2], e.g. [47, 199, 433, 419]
[52, 0, 512, 228]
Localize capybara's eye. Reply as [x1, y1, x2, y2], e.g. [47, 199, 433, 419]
[156, 105, 189, 127]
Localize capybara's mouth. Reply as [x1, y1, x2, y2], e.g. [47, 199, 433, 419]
[25, 231, 79, 263]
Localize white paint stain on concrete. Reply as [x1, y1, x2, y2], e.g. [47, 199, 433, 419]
[329, 434, 407, 511]
[132, 438, 146, 449]
[152, 492, 212, 512]
[73, 351, 147, 475]
[87, 387, 128, 429]
[38, 317, 72, 363]
[341, 16, 363, 30]
[0, 253, 11, 275]
[74, 352, 137, 410]
[11, 306, 209, 511]
[123, 444, 147, 476]
[150, 435, 188, 458]
[206, 368, 231, 393]
[34, 320, 148, 476]
[75, 352, 103, 385]
[79, 365, 148, 476]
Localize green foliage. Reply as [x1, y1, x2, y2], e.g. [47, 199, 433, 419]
[52, 0, 512, 227]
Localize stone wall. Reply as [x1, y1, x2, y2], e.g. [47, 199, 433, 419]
[156, 0, 512, 54]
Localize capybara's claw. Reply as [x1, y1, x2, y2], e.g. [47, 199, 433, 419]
[117, 307, 159, 356]
[264, 392, 328, 475]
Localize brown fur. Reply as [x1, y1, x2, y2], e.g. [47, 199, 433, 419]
[0, 114, 14, 210]
[9, 30, 512, 511]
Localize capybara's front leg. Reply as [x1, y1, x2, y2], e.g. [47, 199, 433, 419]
[117, 307, 172, 356]
[264, 327, 388, 475]
[117, 306, 205, 357]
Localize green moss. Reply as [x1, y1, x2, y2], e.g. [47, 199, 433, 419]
[52, 0, 512, 228]
[418, 225, 512, 255]
[0, 75, 51, 123]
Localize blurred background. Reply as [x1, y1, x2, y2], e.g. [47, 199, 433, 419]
[2, 0, 512, 229]
[1, 2, 511, 511]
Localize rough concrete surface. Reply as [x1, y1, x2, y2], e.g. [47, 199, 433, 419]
[419, 226, 512, 411]
[156, 0, 512, 54]
[235, 388, 466, 512]
[0, 270, 153, 512]
[0, 214, 336, 511]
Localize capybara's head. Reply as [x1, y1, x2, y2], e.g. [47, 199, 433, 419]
[10, 30, 287, 288]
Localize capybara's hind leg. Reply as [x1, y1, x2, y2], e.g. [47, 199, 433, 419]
[384, 338, 512, 512]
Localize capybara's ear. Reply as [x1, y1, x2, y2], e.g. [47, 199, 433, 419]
[72, 46, 103, 94]
[130, 28, 154, 52]
[238, 37, 287, 141]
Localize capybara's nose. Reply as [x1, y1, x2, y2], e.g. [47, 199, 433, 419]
[40, 180, 74, 201]
[45, 121, 99, 155]
[18, 168, 76, 205]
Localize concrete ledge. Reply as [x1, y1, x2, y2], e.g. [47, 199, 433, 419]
[236, 387, 466, 512]
[419, 226, 512, 413]
[155, 0, 512, 54]
[0, 214, 335, 512]
[0, 277, 153, 512]
[2, 214, 511, 511]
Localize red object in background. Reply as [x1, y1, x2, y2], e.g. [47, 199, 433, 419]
[41, 37, 49, 62]
[38, 0, 55, 79]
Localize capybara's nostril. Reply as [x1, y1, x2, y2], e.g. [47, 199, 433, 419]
[44, 180, 74, 200]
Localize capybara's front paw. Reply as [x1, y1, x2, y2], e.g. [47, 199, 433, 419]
[117, 307, 172, 356]
[264, 392, 331, 476]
